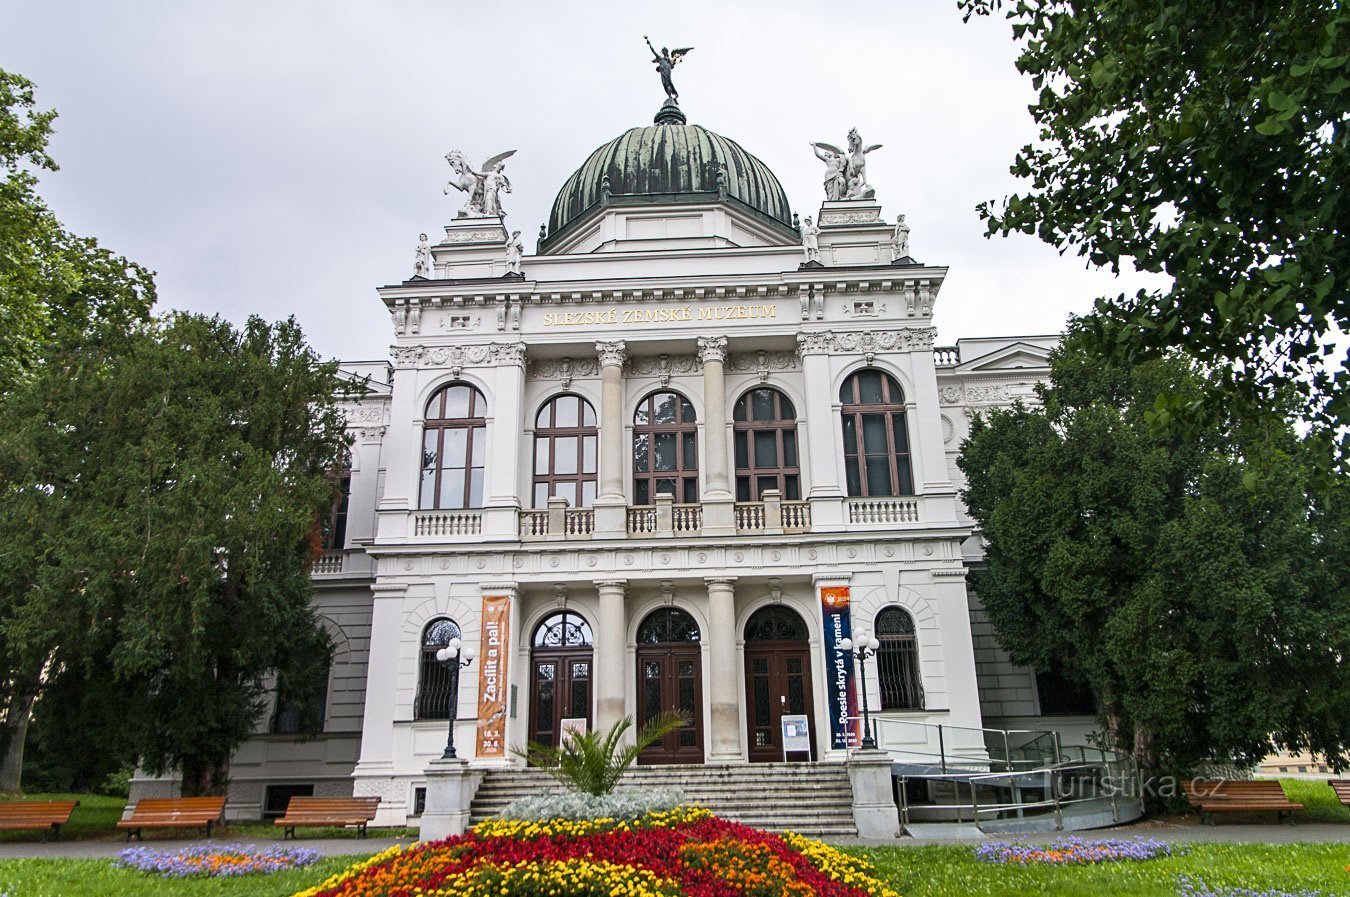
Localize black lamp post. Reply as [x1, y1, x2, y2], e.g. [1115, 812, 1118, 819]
[435, 637, 477, 760]
[839, 631, 881, 751]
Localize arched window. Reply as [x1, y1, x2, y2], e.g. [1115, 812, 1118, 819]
[421, 384, 487, 510]
[637, 608, 702, 644]
[633, 391, 698, 504]
[733, 388, 801, 501]
[533, 395, 598, 508]
[876, 607, 924, 711]
[414, 618, 461, 720]
[533, 611, 594, 648]
[839, 370, 913, 497]
[744, 605, 809, 642]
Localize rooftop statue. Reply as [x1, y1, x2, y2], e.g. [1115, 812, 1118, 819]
[644, 35, 693, 103]
[413, 233, 432, 278]
[811, 128, 882, 201]
[443, 149, 516, 218]
[891, 214, 911, 260]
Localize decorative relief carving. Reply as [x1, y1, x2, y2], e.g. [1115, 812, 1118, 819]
[411, 342, 527, 369]
[357, 426, 386, 441]
[390, 347, 424, 367]
[595, 340, 627, 368]
[819, 208, 883, 225]
[964, 384, 1010, 405]
[725, 351, 800, 374]
[440, 313, 481, 331]
[796, 328, 938, 358]
[939, 386, 964, 405]
[625, 354, 698, 382]
[941, 414, 955, 444]
[528, 357, 600, 382]
[696, 336, 728, 364]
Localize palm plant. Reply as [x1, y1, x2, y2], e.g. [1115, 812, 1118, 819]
[514, 712, 685, 796]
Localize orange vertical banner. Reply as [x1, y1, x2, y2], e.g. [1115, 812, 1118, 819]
[476, 595, 510, 758]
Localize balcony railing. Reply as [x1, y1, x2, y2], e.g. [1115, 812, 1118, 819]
[847, 497, 920, 525]
[520, 501, 595, 541]
[413, 510, 483, 537]
[312, 550, 345, 574]
[735, 491, 811, 534]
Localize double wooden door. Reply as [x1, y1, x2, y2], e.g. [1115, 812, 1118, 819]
[744, 644, 815, 763]
[528, 649, 592, 748]
[636, 643, 704, 764]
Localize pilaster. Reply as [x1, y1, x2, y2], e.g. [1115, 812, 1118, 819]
[594, 580, 628, 735]
[593, 341, 628, 537]
[697, 336, 735, 535]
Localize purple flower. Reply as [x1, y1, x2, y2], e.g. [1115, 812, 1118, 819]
[115, 843, 322, 877]
[975, 836, 1176, 865]
[1176, 876, 1328, 897]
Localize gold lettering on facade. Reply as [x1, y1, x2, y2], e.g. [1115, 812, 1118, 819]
[542, 304, 776, 327]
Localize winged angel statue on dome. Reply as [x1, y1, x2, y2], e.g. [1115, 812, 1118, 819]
[645, 36, 693, 102]
[443, 149, 516, 218]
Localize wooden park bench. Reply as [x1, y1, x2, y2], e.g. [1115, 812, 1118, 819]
[274, 795, 381, 839]
[116, 796, 227, 840]
[1329, 779, 1350, 808]
[0, 800, 79, 840]
[1183, 779, 1303, 825]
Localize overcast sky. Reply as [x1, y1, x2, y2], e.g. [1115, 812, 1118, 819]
[5, 0, 1168, 363]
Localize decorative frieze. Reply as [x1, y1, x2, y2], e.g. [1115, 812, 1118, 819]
[527, 357, 600, 382]
[795, 328, 938, 358]
[963, 384, 1009, 405]
[391, 342, 528, 370]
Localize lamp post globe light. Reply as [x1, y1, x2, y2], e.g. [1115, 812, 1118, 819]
[839, 632, 881, 751]
[435, 637, 477, 760]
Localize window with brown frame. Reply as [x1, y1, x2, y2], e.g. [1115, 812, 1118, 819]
[320, 453, 352, 550]
[420, 384, 487, 510]
[532, 395, 598, 508]
[633, 391, 699, 504]
[733, 387, 801, 501]
[839, 370, 914, 497]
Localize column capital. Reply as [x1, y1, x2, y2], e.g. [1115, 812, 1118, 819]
[704, 576, 738, 589]
[595, 340, 627, 368]
[594, 579, 628, 592]
[696, 336, 728, 364]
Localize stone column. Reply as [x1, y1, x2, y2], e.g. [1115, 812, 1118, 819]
[697, 336, 735, 534]
[797, 333, 845, 528]
[593, 341, 628, 537]
[594, 580, 628, 734]
[483, 344, 527, 538]
[705, 577, 742, 761]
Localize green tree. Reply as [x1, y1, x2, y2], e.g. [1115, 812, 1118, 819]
[0, 313, 353, 795]
[0, 68, 155, 386]
[515, 714, 686, 796]
[959, 1, 1348, 462]
[957, 344, 1350, 782]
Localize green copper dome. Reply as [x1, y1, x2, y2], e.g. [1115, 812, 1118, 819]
[542, 122, 795, 249]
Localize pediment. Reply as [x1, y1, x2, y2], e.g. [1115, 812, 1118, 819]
[955, 342, 1053, 373]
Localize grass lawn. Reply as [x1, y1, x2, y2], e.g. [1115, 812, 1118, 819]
[1282, 778, 1350, 825]
[851, 842, 1350, 896]
[0, 842, 1344, 896]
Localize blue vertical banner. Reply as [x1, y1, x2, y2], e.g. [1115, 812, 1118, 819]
[821, 586, 860, 750]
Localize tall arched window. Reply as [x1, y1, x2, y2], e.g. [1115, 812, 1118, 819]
[414, 618, 461, 720]
[876, 607, 924, 711]
[533, 395, 598, 508]
[633, 391, 698, 504]
[839, 370, 913, 497]
[421, 384, 487, 510]
[733, 388, 801, 501]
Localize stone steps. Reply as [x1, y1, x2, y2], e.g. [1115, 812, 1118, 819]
[469, 762, 857, 837]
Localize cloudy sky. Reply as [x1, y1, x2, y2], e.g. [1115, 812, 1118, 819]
[5, 0, 1168, 363]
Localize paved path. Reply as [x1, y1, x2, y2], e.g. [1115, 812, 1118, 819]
[0, 824, 1345, 859]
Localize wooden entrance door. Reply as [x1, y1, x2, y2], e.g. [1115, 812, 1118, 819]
[635, 608, 703, 765]
[744, 606, 815, 763]
[529, 651, 592, 748]
[529, 611, 594, 748]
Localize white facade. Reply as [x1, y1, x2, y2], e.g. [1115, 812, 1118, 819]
[184, 124, 1095, 825]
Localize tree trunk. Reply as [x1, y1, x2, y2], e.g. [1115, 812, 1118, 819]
[0, 694, 35, 795]
[180, 755, 230, 797]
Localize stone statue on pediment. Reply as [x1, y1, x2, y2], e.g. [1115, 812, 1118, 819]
[891, 214, 910, 260]
[503, 230, 524, 276]
[645, 36, 693, 103]
[801, 216, 821, 264]
[811, 128, 882, 201]
[443, 149, 516, 218]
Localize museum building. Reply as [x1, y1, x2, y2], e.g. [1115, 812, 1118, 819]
[142, 94, 1096, 826]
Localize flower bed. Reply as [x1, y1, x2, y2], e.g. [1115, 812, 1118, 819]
[292, 806, 899, 897]
[975, 836, 1175, 865]
[117, 843, 322, 877]
[1177, 877, 1331, 897]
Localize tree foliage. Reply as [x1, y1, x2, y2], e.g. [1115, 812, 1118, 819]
[0, 313, 353, 795]
[0, 68, 155, 387]
[514, 714, 686, 796]
[960, 0, 1349, 462]
[957, 344, 1350, 778]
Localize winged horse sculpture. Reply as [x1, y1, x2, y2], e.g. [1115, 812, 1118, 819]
[443, 149, 516, 218]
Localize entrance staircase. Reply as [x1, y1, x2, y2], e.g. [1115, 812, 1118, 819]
[469, 763, 856, 837]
